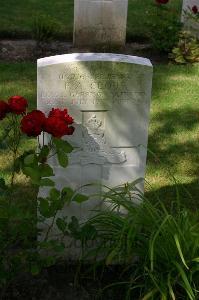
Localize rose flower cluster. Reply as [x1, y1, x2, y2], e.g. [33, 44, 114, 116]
[0, 95, 75, 138]
[21, 108, 75, 138]
[0, 95, 28, 120]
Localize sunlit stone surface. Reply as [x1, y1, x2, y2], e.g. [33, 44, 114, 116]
[37, 53, 153, 258]
[73, 0, 128, 47]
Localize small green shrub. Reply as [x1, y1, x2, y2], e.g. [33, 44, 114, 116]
[32, 14, 60, 42]
[149, 15, 181, 53]
[147, 5, 182, 53]
[170, 31, 199, 64]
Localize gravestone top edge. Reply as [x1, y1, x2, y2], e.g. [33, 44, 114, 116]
[37, 53, 153, 68]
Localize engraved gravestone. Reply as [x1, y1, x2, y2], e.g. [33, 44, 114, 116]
[37, 53, 153, 257]
[181, 0, 199, 37]
[73, 0, 128, 47]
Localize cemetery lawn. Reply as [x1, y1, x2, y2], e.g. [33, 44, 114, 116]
[0, 62, 198, 205]
[0, 0, 182, 40]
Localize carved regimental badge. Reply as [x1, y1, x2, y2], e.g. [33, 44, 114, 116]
[70, 114, 126, 165]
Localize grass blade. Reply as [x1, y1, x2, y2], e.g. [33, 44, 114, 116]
[174, 234, 189, 270]
[174, 262, 195, 300]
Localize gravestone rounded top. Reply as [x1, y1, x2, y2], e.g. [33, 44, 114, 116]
[37, 53, 152, 68]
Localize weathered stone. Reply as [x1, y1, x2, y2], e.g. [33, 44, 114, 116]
[73, 0, 128, 47]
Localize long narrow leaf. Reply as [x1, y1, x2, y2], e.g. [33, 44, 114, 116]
[174, 262, 195, 300]
[174, 234, 189, 270]
[149, 215, 171, 271]
[168, 273, 176, 300]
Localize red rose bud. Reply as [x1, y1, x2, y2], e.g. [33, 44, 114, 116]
[155, 0, 169, 4]
[44, 116, 74, 138]
[48, 108, 74, 125]
[192, 5, 198, 14]
[21, 110, 46, 137]
[8, 95, 28, 115]
[0, 100, 10, 120]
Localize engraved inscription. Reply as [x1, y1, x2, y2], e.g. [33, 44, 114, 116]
[40, 62, 147, 108]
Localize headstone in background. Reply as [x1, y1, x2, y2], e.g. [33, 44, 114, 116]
[181, 0, 199, 38]
[73, 0, 128, 47]
[37, 53, 153, 258]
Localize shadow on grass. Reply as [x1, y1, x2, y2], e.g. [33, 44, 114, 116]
[145, 179, 199, 210]
[152, 64, 199, 99]
[147, 106, 199, 176]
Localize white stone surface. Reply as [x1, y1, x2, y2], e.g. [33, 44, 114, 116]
[37, 53, 153, 258]
[73, 0, 128, 46]
[181, 0, 199, 37]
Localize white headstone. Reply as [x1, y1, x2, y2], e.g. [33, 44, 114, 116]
[37, 53, 153, 258]
[73, 0, 128, 47]
[181, 0, 199, 38]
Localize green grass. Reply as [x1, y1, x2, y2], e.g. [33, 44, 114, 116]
[146, 64, 199, 204]
[0, 0, 182, 40]
[0, 62, 198, 202]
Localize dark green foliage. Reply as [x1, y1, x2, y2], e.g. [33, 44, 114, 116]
[148, 7, 182, 53]
[79, 181, 199, 299]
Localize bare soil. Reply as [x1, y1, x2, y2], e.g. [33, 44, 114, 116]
[0, 39, 168, 64]
[1, 264, 127, 300]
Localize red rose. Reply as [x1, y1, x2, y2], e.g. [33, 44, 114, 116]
[21, 110, 46, 137]
[48, 108, 74, 125]
[0, 100, 10, 120]
[8, 95, 28, 115]
[155, 0, 169, 4]
[44, 116, 74, 138]
[192, 5, 198, 14]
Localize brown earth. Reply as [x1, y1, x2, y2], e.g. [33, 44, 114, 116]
[0, 39, 168, 64]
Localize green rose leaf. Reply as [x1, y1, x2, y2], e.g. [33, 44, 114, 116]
[56, 217, 68, 233]
[24, 154, 35, 166]
[61, 187, 74, 202]
[23, 166, 41, 184]
[40, 178, 55, 187]
[39, 198, 51, 218]
[57, 150, 68, 168]
[53, 137, 73, 153]
[49, 188, 60, 200]
[72, 193, 89, 203]
[38, 145, 50, 162]
[38, 163, 54, 177]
